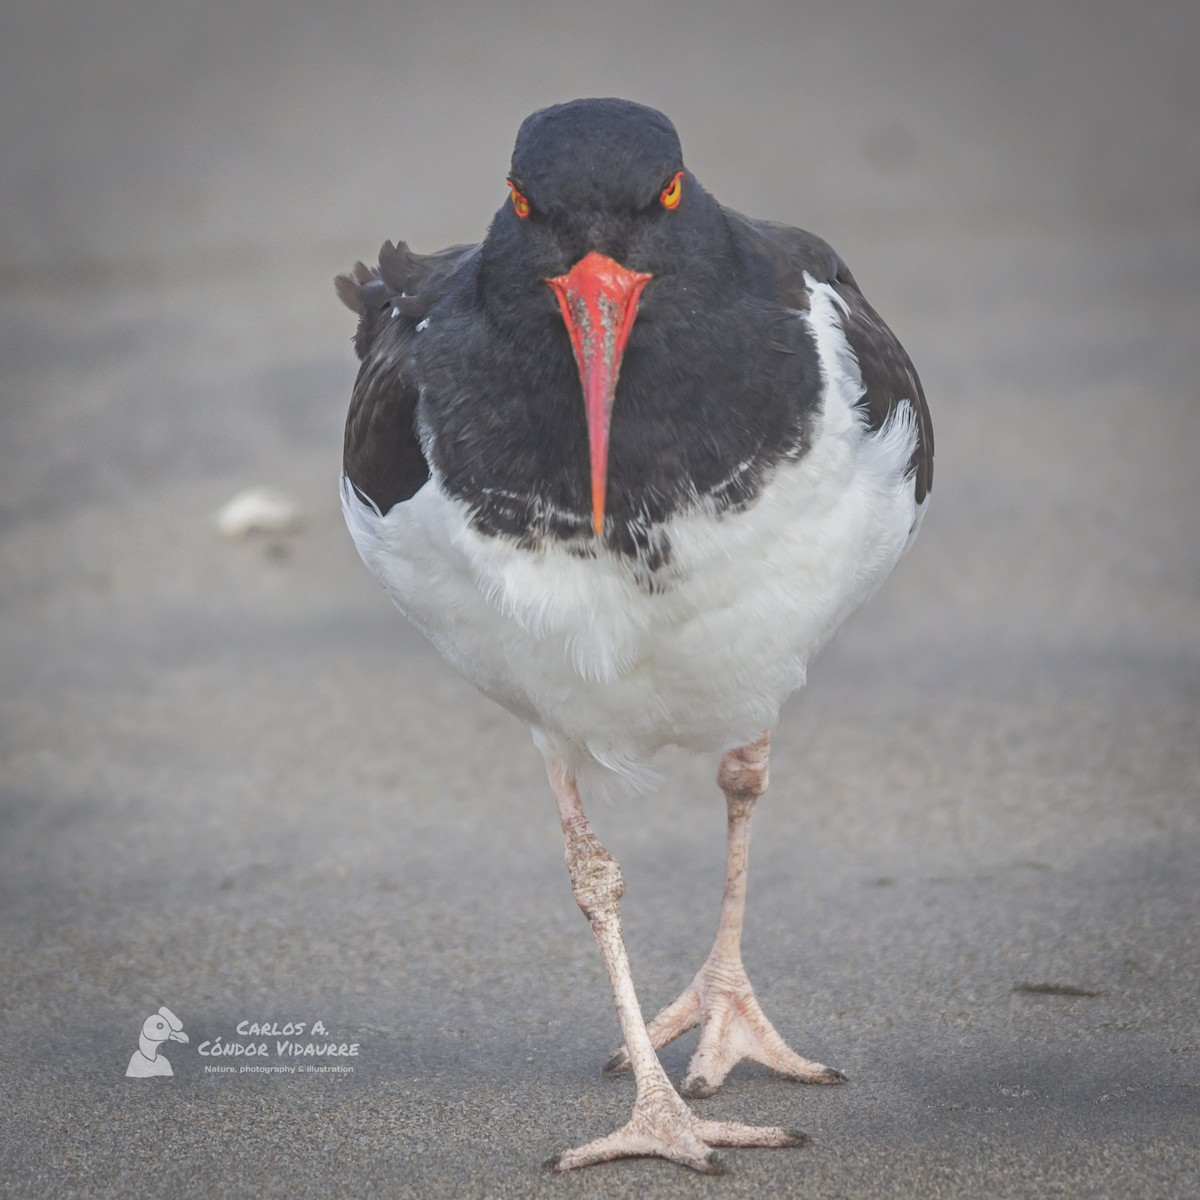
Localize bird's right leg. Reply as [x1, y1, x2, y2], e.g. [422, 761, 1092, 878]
[542, 754, 806, 1173]
[604, 733, 846, 1097]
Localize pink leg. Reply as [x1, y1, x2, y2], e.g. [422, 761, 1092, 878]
[543, 754, 807, 1173]
[606, 733, 846, 1097]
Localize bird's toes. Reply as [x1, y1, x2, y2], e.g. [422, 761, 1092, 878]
[602, 1047, 631, 1074]
[814, 1066, 849, 1085]
[695, 1118, 812, 1150]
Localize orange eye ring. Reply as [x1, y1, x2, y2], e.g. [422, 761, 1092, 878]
[508, 181, 531, 220]
[659, 171, 684, 210]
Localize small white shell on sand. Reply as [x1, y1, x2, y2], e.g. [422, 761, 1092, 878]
[215, 486, 301, 537]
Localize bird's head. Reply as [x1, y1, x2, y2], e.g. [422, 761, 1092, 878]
[480, 98, 728, 536]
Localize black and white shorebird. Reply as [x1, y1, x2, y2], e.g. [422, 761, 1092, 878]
[337, 98, 932, 1174]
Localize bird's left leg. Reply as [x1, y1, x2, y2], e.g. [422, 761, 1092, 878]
[605, 732, 846, 1097]
[543, 754, 806, 1173]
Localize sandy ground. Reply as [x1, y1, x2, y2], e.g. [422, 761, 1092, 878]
[1, 1, 1198, 1197]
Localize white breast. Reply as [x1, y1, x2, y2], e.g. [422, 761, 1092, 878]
[342, 279, 923, 785]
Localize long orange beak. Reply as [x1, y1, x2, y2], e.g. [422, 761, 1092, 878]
[546, 252, 652, 536]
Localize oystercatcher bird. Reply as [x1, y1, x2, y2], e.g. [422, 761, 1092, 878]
[337, 98, 932, 1173]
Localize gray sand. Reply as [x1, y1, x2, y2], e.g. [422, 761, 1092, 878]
[1, 1, 1198, 1196]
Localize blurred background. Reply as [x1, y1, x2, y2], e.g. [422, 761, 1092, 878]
[1, 1, 1198, 1197]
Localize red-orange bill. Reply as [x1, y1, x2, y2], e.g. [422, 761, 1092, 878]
[546, 252, 652, 536]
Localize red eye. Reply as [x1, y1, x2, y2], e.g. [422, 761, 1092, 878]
[508, 181, 530, 219]
[659, 171, 684, 210]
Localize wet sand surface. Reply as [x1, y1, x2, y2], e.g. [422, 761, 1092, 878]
[2, 2, 1198, 1196]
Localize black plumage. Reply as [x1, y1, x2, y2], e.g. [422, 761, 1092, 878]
[339, 99, 931, 562]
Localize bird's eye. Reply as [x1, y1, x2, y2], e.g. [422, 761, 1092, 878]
[508, 181, 531, 220]
[659, 171, 684, 210]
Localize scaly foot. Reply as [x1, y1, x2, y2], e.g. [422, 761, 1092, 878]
[604, 957, 846, 1097]
[548, 1080, 807, 1173]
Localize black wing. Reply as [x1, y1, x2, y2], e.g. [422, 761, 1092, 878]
[727, 213, 933, 504]
[337, 241, 475, 514]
